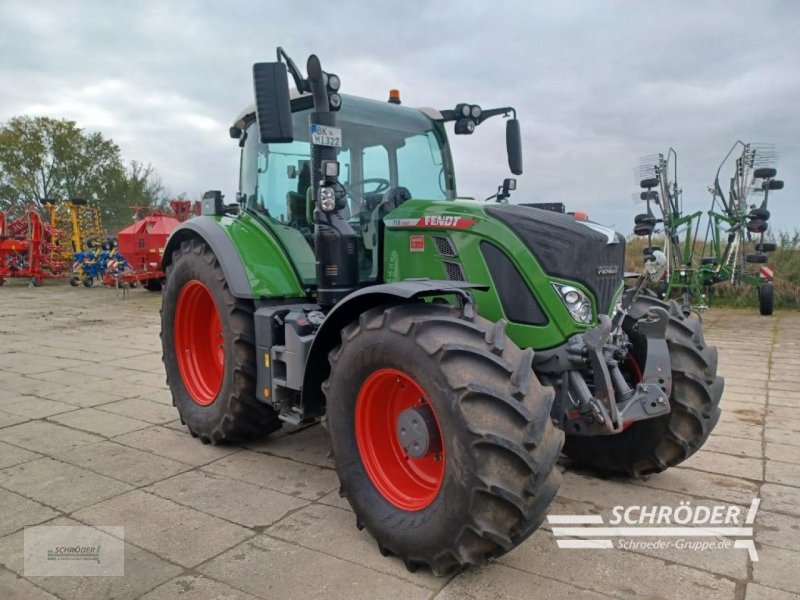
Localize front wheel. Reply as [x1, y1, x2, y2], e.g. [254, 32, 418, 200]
[324, 303, 563, 575]
[564, 294, 723, 477]
[161, 239, 280, 444]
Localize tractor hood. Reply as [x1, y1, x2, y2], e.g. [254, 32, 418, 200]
[485, 205, 626, 315]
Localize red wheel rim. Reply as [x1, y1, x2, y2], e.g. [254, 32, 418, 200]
[174, 280, 224, 406]
[355, 368, 445, 511]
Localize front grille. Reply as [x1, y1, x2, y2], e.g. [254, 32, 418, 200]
[433, 235, 457, 257]
[486, 205, 625, 314]
[443, 261, 465, 281]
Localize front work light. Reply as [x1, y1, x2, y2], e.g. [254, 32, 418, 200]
[553, 283, 593, 324]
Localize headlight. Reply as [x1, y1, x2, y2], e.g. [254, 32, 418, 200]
[319, 187, 336, 211]
[553, 283, 593, 324]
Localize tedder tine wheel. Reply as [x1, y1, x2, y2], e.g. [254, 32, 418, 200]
[161, 239, 281, 444]
[323, 302, 563, 576]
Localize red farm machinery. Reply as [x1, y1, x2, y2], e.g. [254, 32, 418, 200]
[103, 200, 200, 291]
[0, 207, 72, 286]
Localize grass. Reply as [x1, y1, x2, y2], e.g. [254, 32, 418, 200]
[625, 230, 800, 309]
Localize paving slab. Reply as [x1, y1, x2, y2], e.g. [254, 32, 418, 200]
[48, 407, 151, 437]
[146, 469, 308, 528]
[95, 397, 177, 424]
[244, 423, 333, 468]
[0, 567, 57, 600]
[140, 574, 262, 600]
[0, 517, 181, 600]
[200, 535, 432, 600]
[0, 441, 41, 470]
[765, 442, 800, 464]
[498, 529, 738, 600]
[760, 483, 800, 517]
[204, 450, 339, 500]
[73, 490, 253, 568]
[745, 583, 800, 600]
[268, 502, 444, 589]
[113, 425, 241, 466]
[0, 397, 76, 420]
[0, 458, 132, 513]
[752, 544, 800, 594]
[55, 440, 191, 486]
[0, 420, 102, 454]
[0, 488, 59, 537]
[438, 562, 610, 599]
[0, 410, 30, 430]
[765, 460, 800, 487]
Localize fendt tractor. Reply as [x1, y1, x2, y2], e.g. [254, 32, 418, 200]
[161, 49, 723, 575]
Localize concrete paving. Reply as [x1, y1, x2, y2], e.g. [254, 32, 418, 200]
[0, 280, 798, 599]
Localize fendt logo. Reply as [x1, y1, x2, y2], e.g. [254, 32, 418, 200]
[384, 216, 476, 230]
[423, 215, 466, 228]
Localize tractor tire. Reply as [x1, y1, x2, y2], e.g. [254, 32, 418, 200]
[768, 179, 784, 190]
[143, 278, 163, 292]
[756, 242, 777, 252]
[324, 302, 563, 576]
[82, 277, 93, 288]
[746, 253, 768, 264]
[161, 239, 281, 444]
[640, 177, 658, 189]
[69, 276, 80, 287]
[754, 167, 777, 179]
[747, 219, 768, 234]
[759, 283, 774, 316]
[563, 294, 722, 477]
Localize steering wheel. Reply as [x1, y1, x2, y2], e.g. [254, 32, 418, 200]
[345, 178, 391, 197]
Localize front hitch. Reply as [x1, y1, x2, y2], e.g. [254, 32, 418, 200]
[537, 307, 672, 436]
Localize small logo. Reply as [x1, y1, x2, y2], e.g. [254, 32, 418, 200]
[597, 265, 619, 276]
[409, 235, 425, 252]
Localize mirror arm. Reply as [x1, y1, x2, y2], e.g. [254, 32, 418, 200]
[439, 106, 516, 124]
[277, 47, 308, 93]
[476, 107, 516, 124]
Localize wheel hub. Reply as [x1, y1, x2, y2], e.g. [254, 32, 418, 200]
[396, 405, 439, 459]
[354, 368, 445, 511]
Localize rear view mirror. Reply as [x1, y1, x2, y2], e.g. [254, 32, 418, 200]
[253, 62, 293, 143]
[506, 119, 523, 175]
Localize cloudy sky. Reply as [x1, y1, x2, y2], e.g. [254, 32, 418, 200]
[1, 1, 798, 233]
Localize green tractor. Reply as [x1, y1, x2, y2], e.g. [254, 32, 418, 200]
[161, 49, 723, 575]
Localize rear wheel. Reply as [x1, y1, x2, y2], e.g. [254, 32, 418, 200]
[564, 294, 723, 477]
[324, 303, 563, 575]
[759, 283, 774, 316]
[161, 239, 280, 444]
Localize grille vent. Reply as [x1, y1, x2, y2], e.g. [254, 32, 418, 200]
[433, 235, 457, 257]
[443, 261, 465, 281]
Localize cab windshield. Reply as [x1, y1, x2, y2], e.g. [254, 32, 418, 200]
[238, 95, 455, 283]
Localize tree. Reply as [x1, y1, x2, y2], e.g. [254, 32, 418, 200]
[0, 116, 164, 231]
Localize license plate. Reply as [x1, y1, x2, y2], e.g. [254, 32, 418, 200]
[310, 124, 342, 148]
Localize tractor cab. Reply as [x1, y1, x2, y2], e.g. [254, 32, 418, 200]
[231, 94, 455, 285]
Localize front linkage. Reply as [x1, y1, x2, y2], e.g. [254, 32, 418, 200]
[536, 300, 672, 436]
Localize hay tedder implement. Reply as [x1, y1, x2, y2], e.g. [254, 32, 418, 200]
[632, 143, 783, 315]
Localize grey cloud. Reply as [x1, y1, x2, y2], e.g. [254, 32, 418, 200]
[1, 0, 798, 232]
